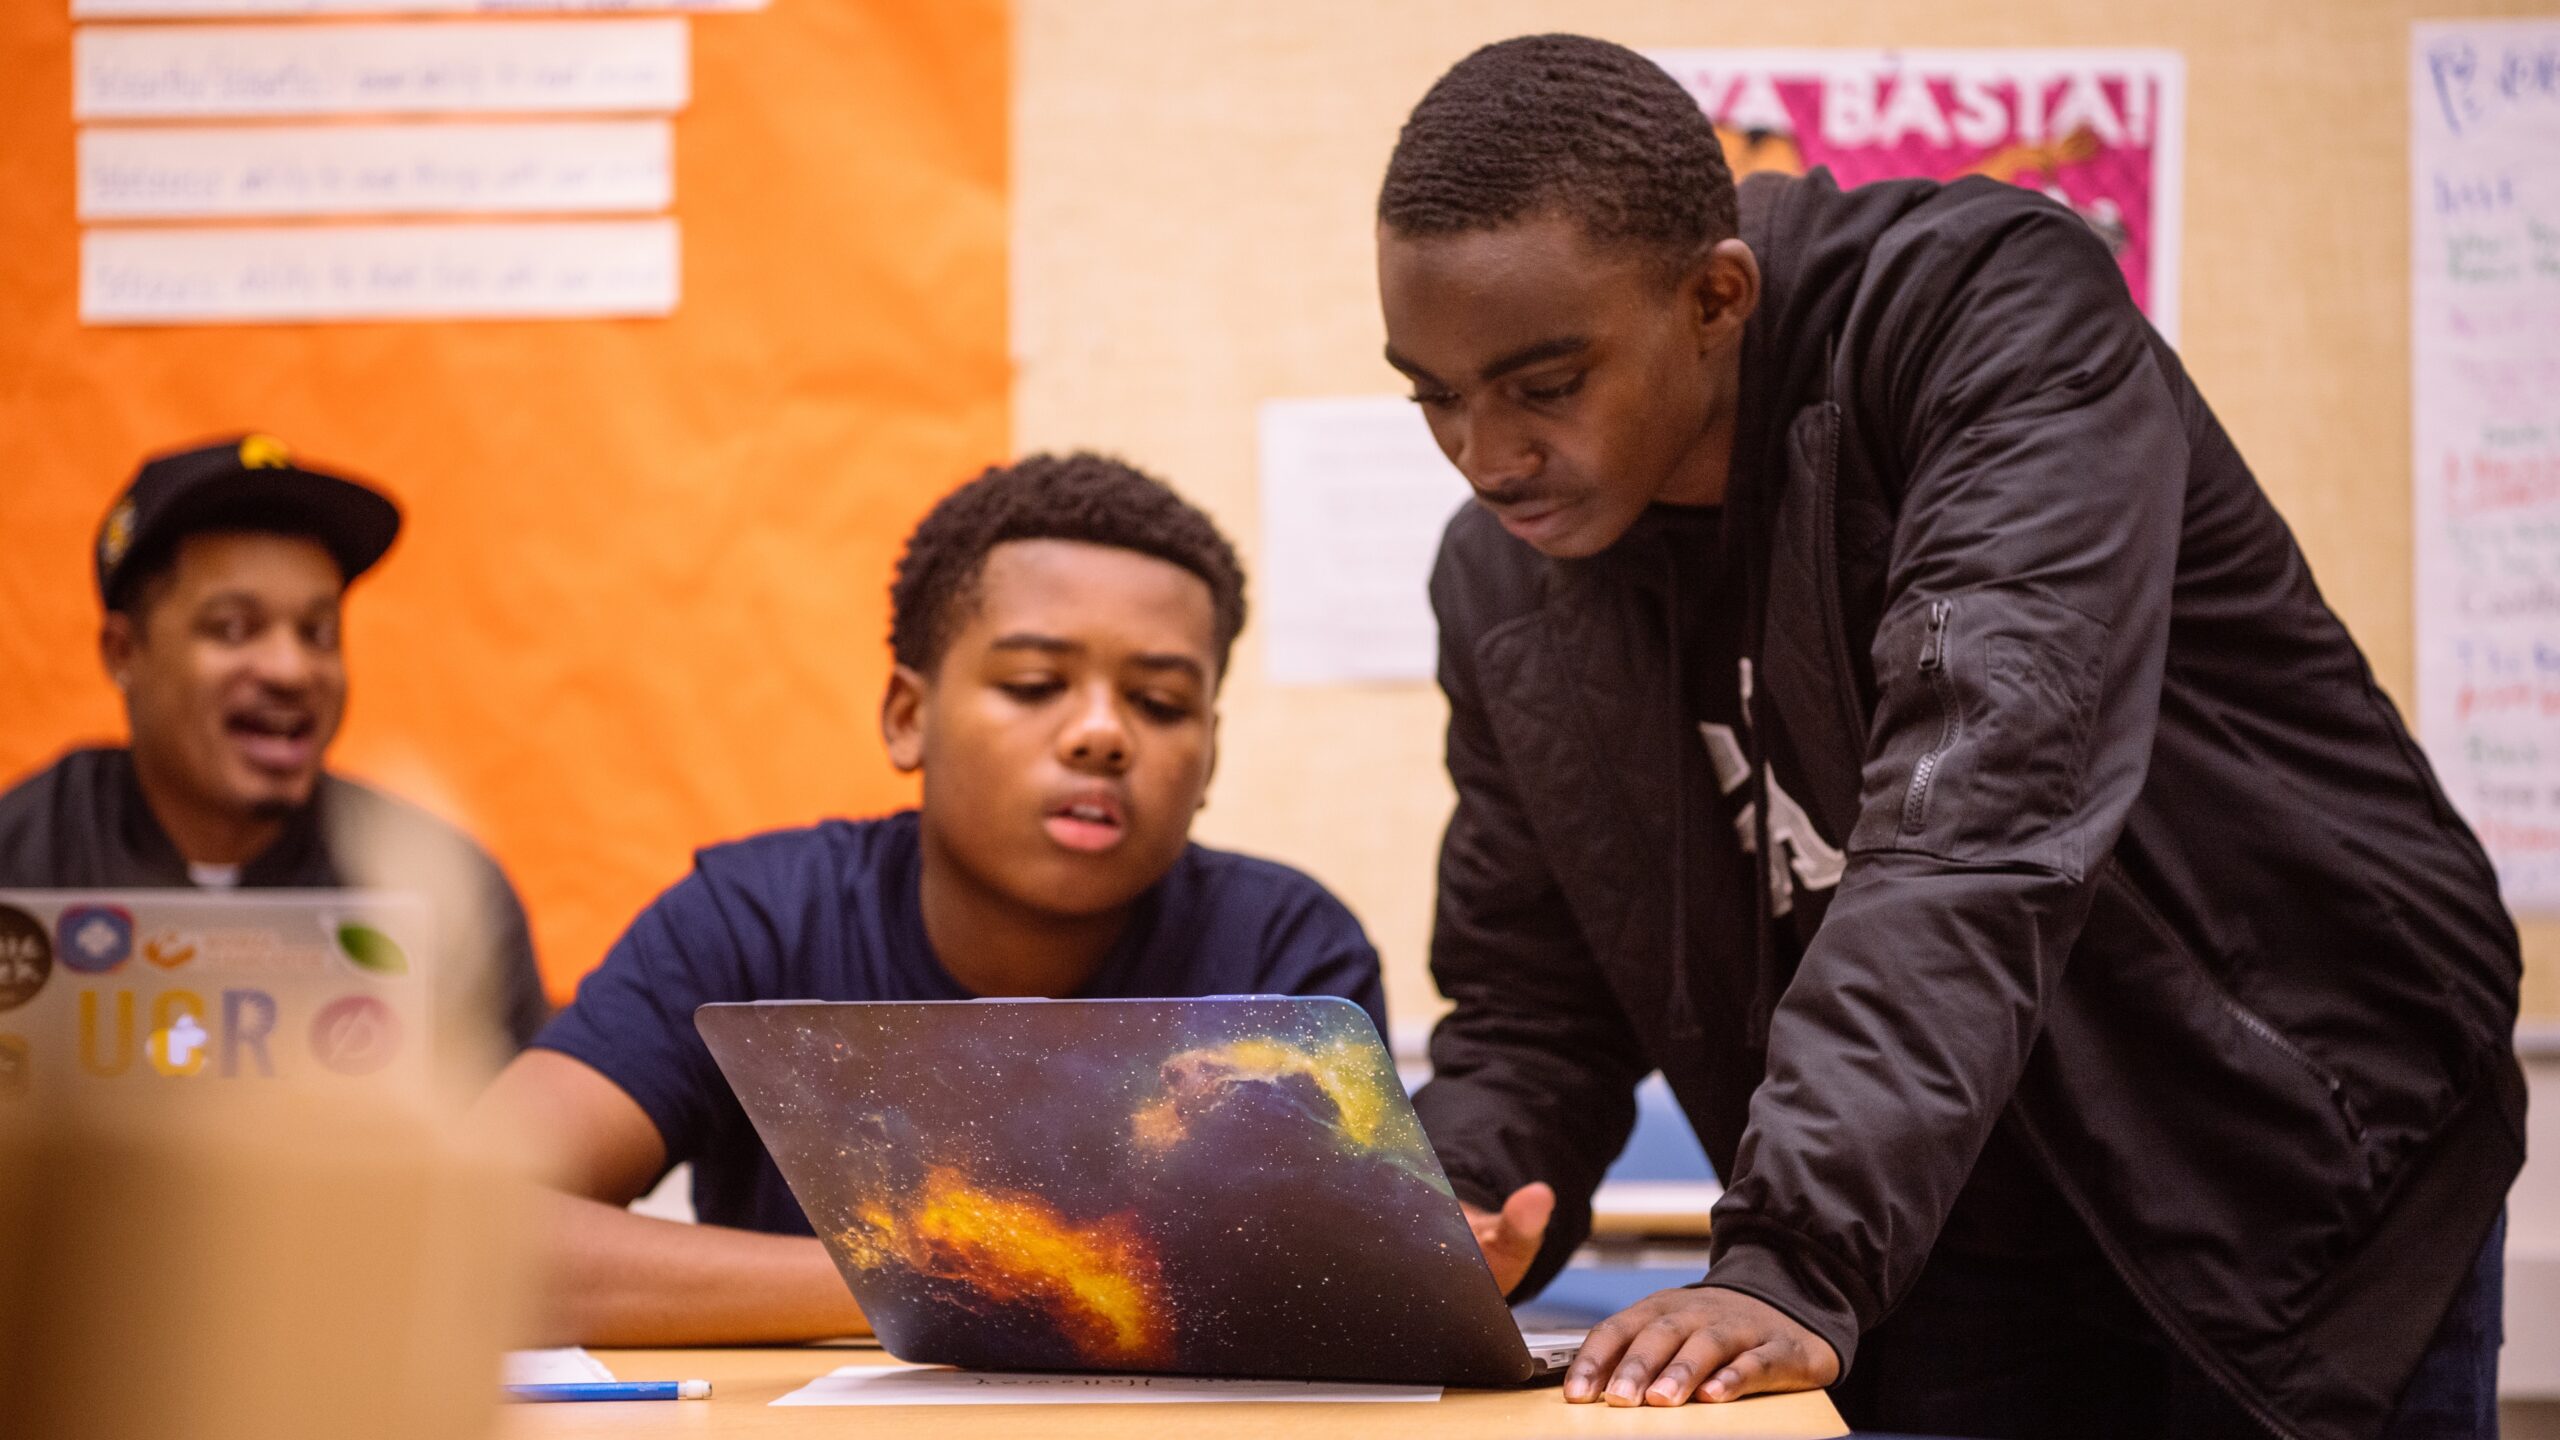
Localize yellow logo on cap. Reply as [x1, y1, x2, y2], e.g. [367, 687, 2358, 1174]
[238, 434, 291, 469]
[99, 498, 137, 569]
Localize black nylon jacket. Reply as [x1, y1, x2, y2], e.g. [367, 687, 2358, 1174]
[1410, 170, 2525, 1440]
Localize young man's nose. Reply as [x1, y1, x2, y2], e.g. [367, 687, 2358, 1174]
[1451, 409, 1542, 495]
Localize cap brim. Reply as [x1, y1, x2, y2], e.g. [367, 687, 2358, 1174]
[144, 466, 403, 588]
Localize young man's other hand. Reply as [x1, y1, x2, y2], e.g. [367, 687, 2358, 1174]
[1566, 1285, 1839, 1406]
[1457, 1181, 1554, 1294]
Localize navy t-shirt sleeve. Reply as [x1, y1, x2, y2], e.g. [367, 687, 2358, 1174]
[530, 861, 760, 1166]
[1252, 883, 1390, 1041]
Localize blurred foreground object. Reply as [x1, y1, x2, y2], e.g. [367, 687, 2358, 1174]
[0, 1089, 528, 1440]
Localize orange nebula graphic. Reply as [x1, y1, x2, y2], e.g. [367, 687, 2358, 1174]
[835, 1166, 1171, 1367]
[1131, 1035, 1393, 1153]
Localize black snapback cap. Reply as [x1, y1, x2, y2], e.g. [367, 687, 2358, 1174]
[95, 434, 403, 610]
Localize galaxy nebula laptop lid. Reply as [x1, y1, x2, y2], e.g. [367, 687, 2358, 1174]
[697, 996, 1545, 1386]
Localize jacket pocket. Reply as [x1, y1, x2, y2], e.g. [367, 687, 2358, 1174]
[1850, 586, 2109, 874]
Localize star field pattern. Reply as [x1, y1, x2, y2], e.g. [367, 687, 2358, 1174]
[698, 997, 1535, 1384]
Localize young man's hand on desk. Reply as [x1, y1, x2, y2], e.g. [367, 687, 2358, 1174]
[476, 1049, 871, 1347]
[1461, 1180, 1836, 1407]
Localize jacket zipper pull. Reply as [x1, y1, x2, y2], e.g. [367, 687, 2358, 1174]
[1919, 599, 1952, 671]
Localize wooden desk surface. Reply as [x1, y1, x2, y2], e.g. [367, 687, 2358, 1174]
[498, 1346, 1849, 1438]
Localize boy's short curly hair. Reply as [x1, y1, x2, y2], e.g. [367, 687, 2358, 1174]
[889, 452, 1247, 683]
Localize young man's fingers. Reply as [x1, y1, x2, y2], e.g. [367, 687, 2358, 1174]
[1561, 1309, 1647, 1402]
[1602, 1314, 1718, 1406]
[1700, 1339, 1785, 1402]
[1641, 1329, 1736, 1406]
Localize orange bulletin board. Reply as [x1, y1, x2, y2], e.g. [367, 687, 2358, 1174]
[0, 3, 1012, 1000]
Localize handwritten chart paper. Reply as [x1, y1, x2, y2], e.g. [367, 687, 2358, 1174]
[1647, 49, 2184, 341]
[80, 122, 672, 219]
[1258, 396, 1473, 686]
[73, 19, 689, 119]
[2413, 21, 2560, 912]
[774, 1365, 1441, 1406]
[75, 0, 758, 13]
[82, 220, 678, 324]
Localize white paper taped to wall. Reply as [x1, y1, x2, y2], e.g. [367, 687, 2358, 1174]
[75, 0, 757, 14]
[81, 219, 680, 324]
[79, 122, 674, 219]
[2412, 19, 2560, 912]
[73, 19, 690, 119]
[1258, 395, 1473, 686]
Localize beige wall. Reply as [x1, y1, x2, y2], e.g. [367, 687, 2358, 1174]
[1012, 0, 2560, 1038]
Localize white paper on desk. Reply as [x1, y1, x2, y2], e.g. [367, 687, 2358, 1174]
[1257, 394, 1473, 686]
[774, 1364, 1442, 1405]
[502, 1348, 618, 1386]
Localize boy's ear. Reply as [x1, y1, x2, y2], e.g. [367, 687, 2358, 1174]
[880, 663, 929, 773]
[1199, 710, 1219, 809]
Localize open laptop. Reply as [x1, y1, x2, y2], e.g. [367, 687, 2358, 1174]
[0, 889, 433, 1100]
[697, 995, 1584, 1387]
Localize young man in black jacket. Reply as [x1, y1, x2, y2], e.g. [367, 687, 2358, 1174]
[1378, 35, 2522, 1440]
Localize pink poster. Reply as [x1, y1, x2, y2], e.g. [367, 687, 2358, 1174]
[1648, 49, 2186, 341]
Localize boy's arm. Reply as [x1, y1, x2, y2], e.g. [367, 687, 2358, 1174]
[475, 1048, 869, 1346]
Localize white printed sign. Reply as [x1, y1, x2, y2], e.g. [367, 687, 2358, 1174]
[2413, 21, 2560, 911]
[81, 220, 680, 324]
[79, 122, 672, 219]
[73, 19, 690, 119]
[1258, 395, 1473, 686]
[75, 0, 757, 13]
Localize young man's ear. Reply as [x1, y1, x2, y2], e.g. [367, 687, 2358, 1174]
[1687, 237, 1762, 348]
[99, 611, 138, 699]
[879, 663, 929, 773]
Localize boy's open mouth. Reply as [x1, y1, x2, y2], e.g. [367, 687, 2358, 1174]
[1042, 791, 1127, 854]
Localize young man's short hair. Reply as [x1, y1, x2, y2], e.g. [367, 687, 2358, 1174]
[888, 452, 1248, 684]
[1378, 33, 1738, 267]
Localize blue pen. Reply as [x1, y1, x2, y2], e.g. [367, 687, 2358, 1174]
[505, 1380, 711, 1403]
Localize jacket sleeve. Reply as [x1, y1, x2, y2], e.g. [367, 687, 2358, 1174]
[1409, 524, 1650, 1300]
[1703, 196, 2185, 1373]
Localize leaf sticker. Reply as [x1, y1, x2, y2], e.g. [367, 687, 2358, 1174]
[335, 922, 410, 977]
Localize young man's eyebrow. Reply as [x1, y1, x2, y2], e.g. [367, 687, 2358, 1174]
[1383, 336, 1591, 389]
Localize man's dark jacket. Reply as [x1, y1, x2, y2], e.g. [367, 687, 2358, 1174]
[1412, 170, 2525, 1440]
[0, 746, 551, 1053]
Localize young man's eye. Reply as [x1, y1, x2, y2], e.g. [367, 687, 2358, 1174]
[1520, 372, 1586, 404]
[303, 617, 341, 652]
[200, 614, 255, 646]
[1406, 388, 1460, 411]
[998, 678, 1063, 703]
[1132, 692, 1195, 724]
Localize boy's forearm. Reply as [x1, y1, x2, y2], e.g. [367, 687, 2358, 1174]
[526, 1190, 870, 1347]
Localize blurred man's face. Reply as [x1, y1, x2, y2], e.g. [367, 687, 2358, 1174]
[106, 532, 348, 825]
[883, 539, 1220, 927]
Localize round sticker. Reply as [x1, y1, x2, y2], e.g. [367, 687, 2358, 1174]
[57, 904, 133, 975]
[309, 995, 401, 1077]
[0, 905, 52, 1013]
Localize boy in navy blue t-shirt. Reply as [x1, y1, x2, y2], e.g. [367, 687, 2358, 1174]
[476, 454, 1385, 1345]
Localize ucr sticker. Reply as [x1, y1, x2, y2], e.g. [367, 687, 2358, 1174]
[0, 905, 52, 1013]
[58, 904, 133, 975]
[309, 996, 401, 1077]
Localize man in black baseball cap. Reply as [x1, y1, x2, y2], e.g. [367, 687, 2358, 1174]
[0, 434, 549, 1056]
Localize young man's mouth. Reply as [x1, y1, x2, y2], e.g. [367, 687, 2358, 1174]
[1042, 791, 1128, 853]
[225, 709, 320, 776]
